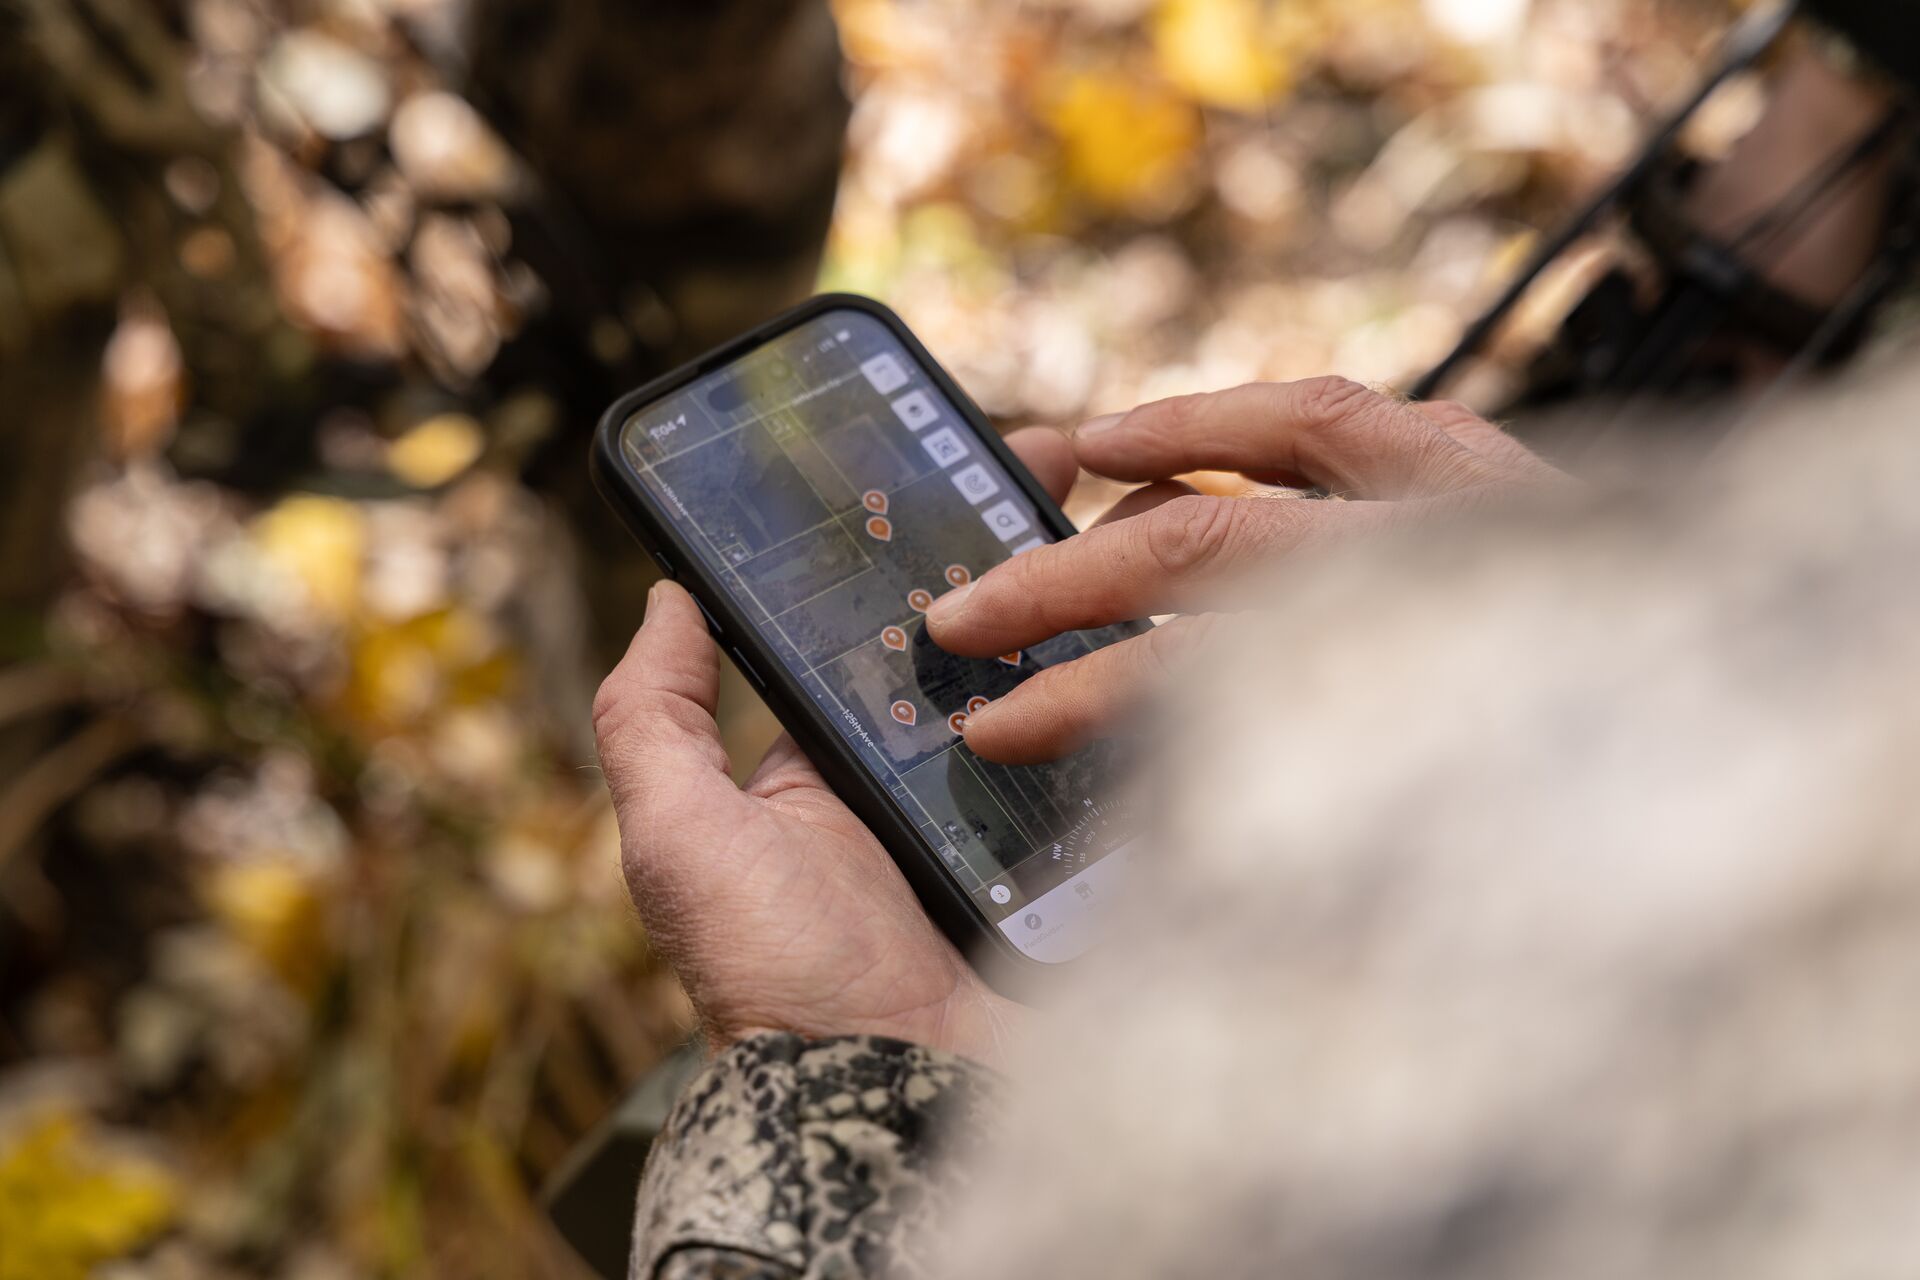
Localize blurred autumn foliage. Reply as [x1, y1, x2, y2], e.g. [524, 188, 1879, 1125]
[0, 0, 1742, 1276]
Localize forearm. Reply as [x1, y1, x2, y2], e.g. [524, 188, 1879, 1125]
[630, 1033, 999, 1280]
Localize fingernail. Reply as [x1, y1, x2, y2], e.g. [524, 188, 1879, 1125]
[1075, 412, 1126, 437]
[646, 580, 663, 608]
[927, 582, 974, 627]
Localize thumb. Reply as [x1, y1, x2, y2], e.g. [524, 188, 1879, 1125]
[592, 581, 746, 909]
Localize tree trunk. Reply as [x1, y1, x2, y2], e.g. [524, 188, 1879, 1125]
[2, 0, 294, 619]
[467, 0, 849, 362]
[0, 0, 287, 916]
[466, 0, 852, 668]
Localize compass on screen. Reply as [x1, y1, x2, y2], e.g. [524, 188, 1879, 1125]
[1047, 794, 1129, 870]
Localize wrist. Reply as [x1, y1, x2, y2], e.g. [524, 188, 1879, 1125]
[716, 976, 1030, 1071]
[915, 977, 1032, 1071]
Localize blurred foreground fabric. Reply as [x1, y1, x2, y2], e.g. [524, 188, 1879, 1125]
[942, 358, 1920, 1277]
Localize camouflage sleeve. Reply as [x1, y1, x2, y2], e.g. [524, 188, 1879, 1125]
[631, 1033, 999, 1280]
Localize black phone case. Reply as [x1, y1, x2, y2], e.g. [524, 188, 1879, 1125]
[590, 292, 1103, 983]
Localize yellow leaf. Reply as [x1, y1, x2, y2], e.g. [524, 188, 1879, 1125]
[254, 494, 365, 621]
[830, 0, 905, 68]
[388, 413, 485, 489]
[1153, 0, 1292, 111]
[1043, 70, 1201, 216]
[0, 1113, 176, 1280]
[202, 859, 328, 990]
[342, 608, 514, 734]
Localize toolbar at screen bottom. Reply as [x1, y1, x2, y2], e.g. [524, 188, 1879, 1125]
[994, 839, 1137, 964]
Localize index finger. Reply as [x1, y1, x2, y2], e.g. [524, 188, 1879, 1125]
[1073, 377, 1501, 499]
[927, 493, 1377, 657]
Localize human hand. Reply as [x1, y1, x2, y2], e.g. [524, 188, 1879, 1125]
[592, 429, 1084, 1064]
[927, 378, 1565, 764]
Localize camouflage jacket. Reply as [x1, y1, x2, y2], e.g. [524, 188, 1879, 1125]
[628, 1034, 997, 1280]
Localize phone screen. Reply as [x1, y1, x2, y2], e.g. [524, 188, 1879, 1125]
[615, 307, 1139, 962]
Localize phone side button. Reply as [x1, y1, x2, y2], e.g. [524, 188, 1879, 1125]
[651, 550, 676, 579]
[729, 647, 767, 691]
[693, 598, 723, 638]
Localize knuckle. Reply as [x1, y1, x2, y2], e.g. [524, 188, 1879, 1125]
[1142, 613, 1218, 674]
[1142, 495, 1241, 577]
[1415, 446, 1502, 494]
[593, 682, 694, 763]
[1174, 610, 1226, 650]
[1139, 621, 1187, 676]
[1424, 400, 1481, 429]
[591, 673, 632, 747]
[1293, 375, 1376, 426]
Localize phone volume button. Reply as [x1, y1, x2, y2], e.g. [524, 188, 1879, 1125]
[652, 550, 676, 579]
[729, 647, 767, 690]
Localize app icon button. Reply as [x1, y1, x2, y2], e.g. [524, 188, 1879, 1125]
[980, 499, 1032, 542]
[890, 389, 939, 431]
[1023, 913, 1042, 931]
[989, 884, 1012, 905]
[919, 426, 970, 468]
[948, 463, 1000, 505]
[860, 353, 909, 394]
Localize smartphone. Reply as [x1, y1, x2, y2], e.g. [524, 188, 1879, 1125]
[591, 294, 1146, 973]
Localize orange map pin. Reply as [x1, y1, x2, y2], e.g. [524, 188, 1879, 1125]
[944, 564, 971, 588]
[966, 695, 989, 715]
[947, 711, 969, 734]
[866, 515, 893, 541]
[863, 490, 889, 514]
[907, 588, 933, 612]
[997, 651, 1021, 667]
[880, 625, 907, 652]
[890, 700, 917, 726]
